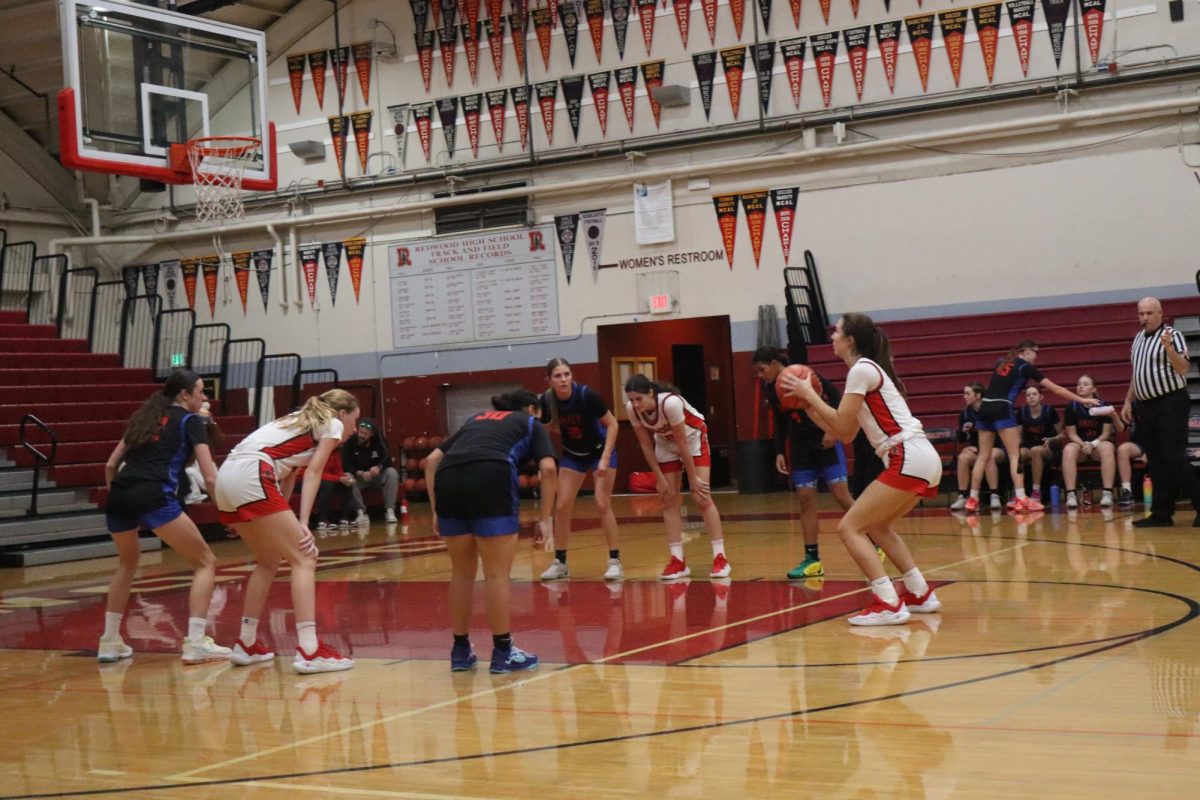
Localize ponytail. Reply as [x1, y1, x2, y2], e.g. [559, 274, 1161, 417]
[123, 369, 202, 451]
[997, 339, 1039, 372]
[841, 313, 905, 395]
[281, 388, 359, 434]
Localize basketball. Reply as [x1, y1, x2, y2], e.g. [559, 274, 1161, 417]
[776, 364, 821, 411]
[401, 436, 415, 450]
[428, 435, 443, 448]
[414, 478, 427, 492]
[406, 458, 419, 472]
[403, 478, 416, 492]
[414, 436, 429, 450]
[418, 457, 428, 470]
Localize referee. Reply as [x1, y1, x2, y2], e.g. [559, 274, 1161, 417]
[1121, 297, 1200, 527]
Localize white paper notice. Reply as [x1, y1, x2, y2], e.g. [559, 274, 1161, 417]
[634, 179, 675, 244]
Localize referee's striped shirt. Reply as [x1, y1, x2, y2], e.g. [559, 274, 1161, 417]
[1131, 325, 1188, 401]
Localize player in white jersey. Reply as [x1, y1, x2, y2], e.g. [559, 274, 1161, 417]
[624, 374, 730, 581]
[781, 313, 942, 627]
[215, 389, 360, 672]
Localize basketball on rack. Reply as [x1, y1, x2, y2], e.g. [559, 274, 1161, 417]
[776, 364, 822, 411]
[414, 436, 429, 450]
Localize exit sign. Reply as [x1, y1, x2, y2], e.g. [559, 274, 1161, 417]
[649, 293, 672, 313]
[170, 353, 186, 367]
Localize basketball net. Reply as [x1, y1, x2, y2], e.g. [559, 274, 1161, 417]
[187, 136, 261, 225]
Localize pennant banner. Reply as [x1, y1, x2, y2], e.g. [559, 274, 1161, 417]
[330, 46, 350, 107]
[287, 54, 306, 114]
[788, 0, 800, 28]
[730, 0, 745, 39]
[485, 17, 506, 81]
[740, 190, 768, 267]
[611, 0, 631, 59]
[555, 213, 579, 284]
[701, 0, 718, 45]
[200, 256, 220, 317]
[344, 238, 366, 303]
[844, 26, 870, 101]
[713, 194, 740, 269]
[121, 265, 140, 322]
[560, 1, 580, 66]
[328, 115, 349, 177]
[584, 0, 606, 61]
[512, 83, 531, 149]
[323, 241, 343, 306]
[487, 0, 503, 26]
[972, 3, 1001, 83]
[351, 110, 372, 174]
[875, 21, 900, 92]
[462, 22, 482, 84]
[352, 42, 373, 104]
[299, 245, 321, 308]
[561, 75, 585, 141]
[810, 31, 839, 107]
[160, 259, 181, 309]
[754, 41, 775, 114]
[388, 103, 410, 168]
[781, 37, 806, 108]
[439, 0, 458, 41]
[1081, 0, 1106, 66]
[430, 0, 442, 29]
[510, 12, 528, 72]
[588, 71, 611, 136]
[439, 27, 458, 87]
[1006, 0, 1035, 77]
[233, 251, 251, 314]
[693, 51, 717, 119]
[533, 8, 553, 69]
[413, 101, 435, 161]
[415, 30, 435, 91]
[616, 66, 638, 131]
[580, 208, 606, 279]
[756, 0, 773, 33]
[536, 79, 558, 145]
[905, 14, 935, 92]
[939, 9, 969, 87]
[672, 0, 691, 47]
[770, 187, 797, 265]
[487, 88, 509, 150]
[1042, 0, 1070, 67]
[818, 0, 830, 24]
[465, 0, 481, 29]
[437, 96, 459, 155]
[636, 0, 657, 55]
[181, 259, 198, 311]
[139, 263, 158, 315]
[720, 46, 746, 119]
[307, 50, 328, 109]
[640, 60, 664, 128]
[411, 0, 430, 32]
[462, 92, 483, 156]
[252, 250, 272, 313]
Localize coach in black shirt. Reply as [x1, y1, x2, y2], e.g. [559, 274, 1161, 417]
[1121, 297, 1200, 527]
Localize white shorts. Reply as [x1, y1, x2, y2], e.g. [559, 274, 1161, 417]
[879, 436, 942, 497]
[654, 428, 710, 466]
[215, 456, 291, 524]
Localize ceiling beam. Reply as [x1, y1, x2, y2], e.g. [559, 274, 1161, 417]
[0, 110, 80, 212]
[178, 0, 243, 15]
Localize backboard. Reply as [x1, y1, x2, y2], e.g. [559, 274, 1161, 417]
[57, 0, 276, 190]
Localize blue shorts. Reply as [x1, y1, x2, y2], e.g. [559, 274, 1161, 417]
[791, 442, 848, 490]
[105, 480, 184, 533]
[438, 514, 520, 537]
[976, 399, 1017, 433]
[434, 461, 520, 537]
[560, 450, 617, 474]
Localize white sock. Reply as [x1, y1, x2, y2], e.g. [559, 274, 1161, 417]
[1121, 482, 1131, 492]
[869, 576, 899, 606]
[1103, 490, 1113, 498]
[103, 611, 123, 639]
[187, 617, 207, 643]
[710, 539, 725, 558]
[1015, 487, 1027, 499]
[969, 489, 980, 500]
[901, 567, 929, 597]
[239, 616, 259, 645]
[296, 621, 318, 653]
[669, 542, 684, 561]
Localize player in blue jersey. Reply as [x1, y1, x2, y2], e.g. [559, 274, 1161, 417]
[426, 389, 558, 674]
[1061, 374, 1116, 508]
[965, 340, 1096, 513]
[537, 358, 623, 581]
[1017, 385, 1062, 504]
[950, 382, 1006, 511]
[98, 369, 229, 665]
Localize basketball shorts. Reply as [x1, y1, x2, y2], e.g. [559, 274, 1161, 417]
[560, 449, 617, 474]
[876, 436, 942, 498]
[791, 441, 848, 489]
[976, 399, 1017, 432]
[105, 478, 183, 533]
[656, 430, 711, 470]
[215, 456, 292, 525]
[436, 461, 521, 537]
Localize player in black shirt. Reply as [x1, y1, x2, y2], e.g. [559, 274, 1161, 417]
[1017, 386, 1062, 503]
[426, 389, 558, 675]
[950, 383, 1006, 511]
[537, 358, 623, 582]
[1061, 374, 1116, 508]
[753, 347, 854, 579]
[98, 369, 228, 665]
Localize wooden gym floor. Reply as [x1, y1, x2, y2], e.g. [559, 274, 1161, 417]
[0, 492, 1197, 798]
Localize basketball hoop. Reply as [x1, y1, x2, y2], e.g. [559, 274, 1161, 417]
[186, 136, 262, 224]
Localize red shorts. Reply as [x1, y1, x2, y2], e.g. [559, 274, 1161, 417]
[875, 439, 941, 498]
[659, 453, 712, 473]
[215, 457, 293, 525]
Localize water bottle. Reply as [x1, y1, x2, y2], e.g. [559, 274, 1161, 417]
[1049, 484, 1061, 507]
[1143, 475, 1153, 507]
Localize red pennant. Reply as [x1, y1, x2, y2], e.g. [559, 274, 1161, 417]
[588, 71, 610, 136]
[413, 102, 434, 162]
[344, 237, 366, 303]
[1007, 0, 1035, 77]
[486, 17, 505, 80]
[874, 21, 900, 93]
[300, 246, 320, 307]
[720, 46, 746, 119]
[512, 84, 531, 150]
[307, 50, 328, 109]
[770, 188, 798, 265]
[938, 10, 968, 87]
[818, 0, 830, 24]
[462, 93, 483, 157]
[533, 8, 553, 69]
[788, 0, 801, 28]
[200, 256, 219, 317]
[536, 81, 557, 145]
[181, 259, 198, 310]
[1081, 0, 1106, 66]
[286, 55, 306, 114]
[740, 191, 768, 268]
[351, 110, 372, 174]
[781, 38, 805, 108]
[844, 27, 870, 101]
[439, 28, 457, 86]
[487, 89, 508, 151]
[487, 0, 504, 26]
[640, 60, 664, 128]
[701, 0, 718, 45]
[616, 66, 637, 132]
[713, 194, 740, 269]
[809, 32, 838, 107]
[905, 14, 934, 92]
[351, 42, 373, 105]
[416, 30, 435, 91]
[584, 0, 606, 61]
[328, 115, 349, 178]
[636, 0, 657, 54]
[850, 0, 860, 17]
[729, 0, 745, 39]
[462, 23, 481, 83]
[510, 13, 527, 73]
[330, 46, 350, 107]
[464, 0, 481, 28]
[233, 251, 251, 314]
[972, 4, 1001, 83]
[672, 0, 691, 47]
